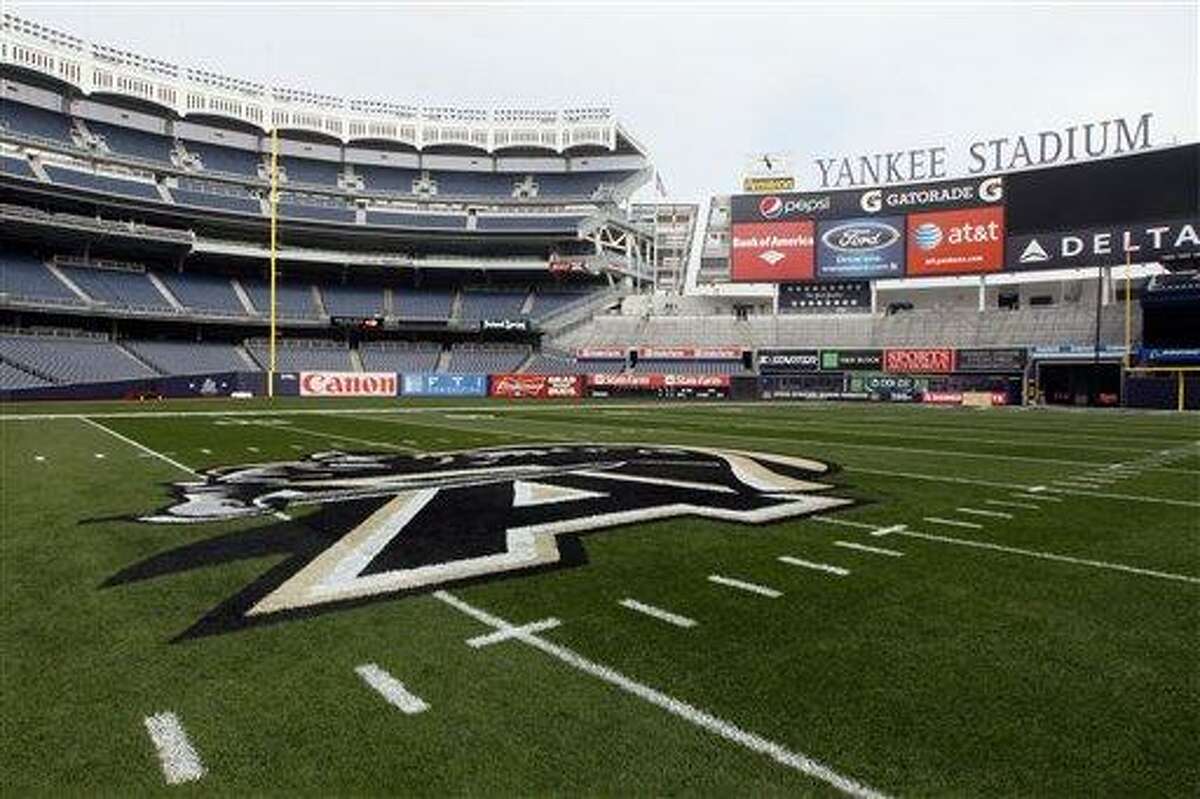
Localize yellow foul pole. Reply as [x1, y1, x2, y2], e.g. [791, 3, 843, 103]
[1123, 250, 1131, 370]
[268, 128, 279, 398]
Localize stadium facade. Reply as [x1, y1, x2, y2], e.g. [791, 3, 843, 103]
[1, 13, 1197, 408]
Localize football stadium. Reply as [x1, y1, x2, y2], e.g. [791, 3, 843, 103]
[1, 5, 1198, 797]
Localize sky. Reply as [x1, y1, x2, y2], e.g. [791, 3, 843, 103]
[8, 0, 1198, 201]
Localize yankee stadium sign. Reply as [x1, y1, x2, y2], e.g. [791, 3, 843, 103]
[811, 112, 1154, 188]
[112, 445, 853, 638]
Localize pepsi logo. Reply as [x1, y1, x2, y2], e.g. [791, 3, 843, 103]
[759, 196, 783, 219]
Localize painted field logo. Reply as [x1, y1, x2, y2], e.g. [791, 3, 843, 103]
[110, 445, 853, 639]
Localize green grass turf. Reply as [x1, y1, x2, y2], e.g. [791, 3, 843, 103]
[1, 399, 1197, 796]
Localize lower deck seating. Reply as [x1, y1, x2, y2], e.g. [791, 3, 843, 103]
[521, 351, 579, 374]
[245, 339, 350, 371]
[157, 272, 246, 315]
[359, 342, 442, 373]
[0, 335, 156, 384]
[444, 343, 529, 373]
[0, 360, 51, 390]
[59, 266, 171, 311]
[1, 252, 82, 305]
[124, 340, 249, 375]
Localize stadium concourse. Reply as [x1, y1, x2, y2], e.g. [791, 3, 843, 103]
[1, 8, 1198, 799]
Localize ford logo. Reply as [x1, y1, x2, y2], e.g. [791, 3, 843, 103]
[821, 221, 899, 253]
[759, 195, 783, 219]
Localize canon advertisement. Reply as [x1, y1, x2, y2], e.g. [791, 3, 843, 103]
[1006, 217, 1199, 270]
[758, 349, 819, 373]
[298, 372, 398, 397]
[815, 216, 905, 279]
[490, 374, 583, 399]
[956, 348, 1028, 372]
[820, 349, 884, 370]
[883, 348, 957, 373]
[906, 206, 1005, 276]
[730, 221, 815, 282]
[401, 373, 488, 397]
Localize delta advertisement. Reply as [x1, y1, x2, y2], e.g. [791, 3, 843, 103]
[298, 371, 399, 397]
[490, 374, 583, 399]
[1006, 217, 1200, 270]
[401, 373, 488, 397]
[730, 221, 815, 282]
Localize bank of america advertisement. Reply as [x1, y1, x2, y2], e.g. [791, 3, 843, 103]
[816, 216, 906, 279]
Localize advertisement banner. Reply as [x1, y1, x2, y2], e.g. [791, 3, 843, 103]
[1006, 217, 1199, 270]
[884, 348, 956, 373]
[490, 374, 583, 399]
[906, 206, 1005, 276]
[401, 373, 487, 397]
[586, 373, 730, 399]
[778, 281, 871, 313]
[855, 176, 1004, 216]
[731, 221, 815, 282]
[299, 371, 398, 397]
[816, 216, 906, 280]
[637, 347, 743, 359]
[481, 319, 531, 332]
[820, 349, 883, 371]
[730, 192, 855, 224]
[955, 348, 1028, 372]
[758, 349, 820, 373]
[576, 347, 626, 360]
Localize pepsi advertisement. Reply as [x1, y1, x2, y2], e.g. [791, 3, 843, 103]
[402, 373, 488, 397]
[816, 216, 905, 279]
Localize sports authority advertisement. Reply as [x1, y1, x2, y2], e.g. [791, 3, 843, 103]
[298, 372, 398, 397]
[816, 216, 905, 279]
[906, 206, 1005, 276]
[489, 374, 584, 399]
[956, 348, 1028, 372]
[820, 349, 884, 371]
[1006, 217, 1200, 270]
[884, 348, 957, 373]
[758, 349, 820, 373]
[730, 221, 815, 282]
[401, 373, 488, 397]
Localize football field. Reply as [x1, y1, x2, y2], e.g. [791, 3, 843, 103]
[2, 399, 1197, 796]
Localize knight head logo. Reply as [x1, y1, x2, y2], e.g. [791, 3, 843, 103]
[109, 444, 854, 639]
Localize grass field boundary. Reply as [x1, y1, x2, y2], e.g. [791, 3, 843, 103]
[433, 591, 890, 799]
[79, 417, 197, 476]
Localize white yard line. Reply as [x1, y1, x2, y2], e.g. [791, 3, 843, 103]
[143, 712, 206, 785]
[433, 591, 888, 799]
[1011, 493, 1062, 503]
[354, 663, 429, 714]
[923, 517, 983, 530]
[79, 417, 197, 476]
[955, 507, 1013, 519]
[255, 421, 416, 452]
[833, 541, 904, 558]
[778, 556, 850, 577]
[707, 574, 782, 598]
[618, 598, 697, 628]
[897, 530, 1200, 585]
[467, 618, 561, 648]
[985, 499, 1039, 510]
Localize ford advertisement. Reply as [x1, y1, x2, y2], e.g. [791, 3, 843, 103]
[816, 216, 905, 279]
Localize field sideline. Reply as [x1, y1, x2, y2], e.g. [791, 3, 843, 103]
[2, 399, 1197, 796]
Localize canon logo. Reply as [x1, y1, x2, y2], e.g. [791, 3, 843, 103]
[299, 371, 397, 397]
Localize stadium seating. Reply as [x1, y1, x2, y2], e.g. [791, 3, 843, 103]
[124, 340, 250, 375]
[474, 215, 584, 232]
[321, 284, 386, 317]
[0, 359, 50, 390]
[444, 343, 529, 373]
[521, 351, 580, 374]
[0, 334, 156, 384]
[245, 339, 351, 371]
[182, 140, 263, 177]
[156, 272, 247, 316]
[0, 251, 83, 305]
[528, 289, 591, 320]
[1, 153, 36, 180]
[364, 211, 468, 230]
[359, 341, 442, 373]
[43, 165, 161, 201]
[280, 156, 342, 187]
[535, 170, 635, 197]
[171, 178, 261, 214]
[58, 265, 172, 311]
[242, 279, 320, 318]
[278, 200, 356, 224]
[0, 102, 74, 144]
[459, 289, 529, 321]
[85, 120, 175, 164]
[357, 165, 420, 194]
[392, 289, 455, 320]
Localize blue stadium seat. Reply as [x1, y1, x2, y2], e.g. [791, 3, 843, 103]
[59, 266, 172, 311]
[0, 334, 157, 384]
[124, 340, 250, 375]
[183, 140, 264, 177]
[393, 289, 454, 320]
[0, 251, 82, 305]
[0, 101, 74, 144]
[157, 272, 246, 315]
[43, 165, 161, 201]
[86, 120, 174, 164]
[459, 289, 529, 321]
[280, 156, 342, 187]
